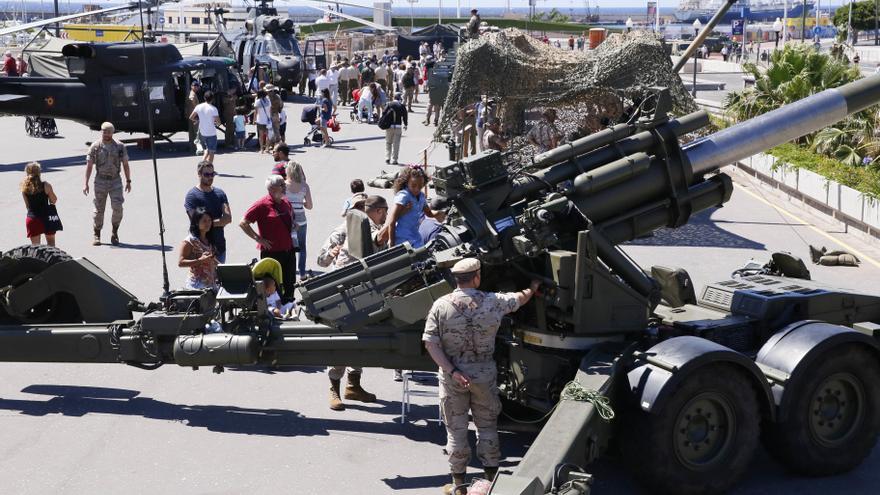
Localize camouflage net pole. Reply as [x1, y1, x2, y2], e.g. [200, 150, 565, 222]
[436, 29, 699, 166]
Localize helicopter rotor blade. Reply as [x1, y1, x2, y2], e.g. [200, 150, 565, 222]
[0, 2, 140, 37]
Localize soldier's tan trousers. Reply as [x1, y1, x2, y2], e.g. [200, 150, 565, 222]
[93, 178, 124, 231]
[328, 366, 363, 381]
[440, 376, 502, 473]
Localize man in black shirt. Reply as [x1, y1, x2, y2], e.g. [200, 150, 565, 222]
[382, 93, 408, 165]
[184, 161, 232, 262]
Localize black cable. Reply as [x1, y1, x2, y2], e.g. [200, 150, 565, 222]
[137, 0, 171, 298]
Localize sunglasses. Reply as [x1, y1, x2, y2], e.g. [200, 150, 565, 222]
[201, 172, 216, 178]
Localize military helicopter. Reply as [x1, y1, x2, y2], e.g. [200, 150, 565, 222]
[0, 2, 245, 137]
[0, 42, 241, 135]
[219, 0, 394, 93]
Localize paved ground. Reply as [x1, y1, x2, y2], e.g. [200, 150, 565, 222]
[0, 91, 879, 495]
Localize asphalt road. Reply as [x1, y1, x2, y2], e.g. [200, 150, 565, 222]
[0, 94, 879, 495]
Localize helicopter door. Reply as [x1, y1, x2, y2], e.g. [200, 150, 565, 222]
[303, 39, 326, 71]
[244, 39, 255, 71]
[106, 78, 143, 128]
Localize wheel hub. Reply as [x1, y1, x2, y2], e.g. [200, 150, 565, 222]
[674, 392, 734, 470]
[808, 373, 864, 448]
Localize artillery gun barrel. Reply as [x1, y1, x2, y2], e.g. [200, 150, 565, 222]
[530, 123, 634, 169]
[509, 111, 709, 203]
[685, 75, 880, 176]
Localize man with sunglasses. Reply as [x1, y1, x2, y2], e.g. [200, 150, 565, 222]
[184, 161, 232, 263]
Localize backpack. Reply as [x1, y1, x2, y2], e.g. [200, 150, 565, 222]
[377, 105, 396, 130]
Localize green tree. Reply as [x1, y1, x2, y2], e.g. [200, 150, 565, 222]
[546, 8, 570, 23]
[832, 1, 879, 31]
[725, 44, 878, 164]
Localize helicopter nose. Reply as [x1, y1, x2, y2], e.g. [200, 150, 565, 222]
[272, 57, 301, 87]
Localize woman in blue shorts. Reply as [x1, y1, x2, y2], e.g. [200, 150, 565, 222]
[319, 88, 335, 148]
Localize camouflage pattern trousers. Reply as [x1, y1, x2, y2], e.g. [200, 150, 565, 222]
[93, 177, 124, 231]
[440, 376, 502, 473]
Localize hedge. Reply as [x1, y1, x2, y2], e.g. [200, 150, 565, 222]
[768, 142, 880, 198]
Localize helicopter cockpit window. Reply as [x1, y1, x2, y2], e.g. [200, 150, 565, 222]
[226, 68, 242, 92]
[110, 82, 138, 107]
[266, 37, 301, 56]
[191, 68, 219, 94]
[149, 82, 167, 102]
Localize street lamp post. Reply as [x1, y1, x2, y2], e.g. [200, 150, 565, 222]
[773, 17, 783, 49]
[692, 18, 701, 98]
[626, 17, 634, 33]
[802, 0, 808, 42]
[757, 28, 762, 63]
[406, 0, 417, 32]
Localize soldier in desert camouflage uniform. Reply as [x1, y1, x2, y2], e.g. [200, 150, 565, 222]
[423, 258, 539, 494]
[83, 122, 131, 246]
[325, 195, 389, 411]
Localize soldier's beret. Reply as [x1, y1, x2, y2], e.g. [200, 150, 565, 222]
[451, 258, 480, 275]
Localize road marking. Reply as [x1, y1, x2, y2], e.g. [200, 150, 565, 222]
[734, 183, 880, 270]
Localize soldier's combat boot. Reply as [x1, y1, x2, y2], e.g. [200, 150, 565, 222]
[111, 225, 119, 246]
[329, 378, 345, 411]
[344, 371, 376, 402]
[483, 466, 498, 481]
[442, 473, 467, 495]
[92, 229, 101, 246]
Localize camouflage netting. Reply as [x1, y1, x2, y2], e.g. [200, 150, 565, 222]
[437, 29, 699, 165]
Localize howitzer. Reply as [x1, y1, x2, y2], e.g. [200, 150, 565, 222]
[2, 78, 880, 495]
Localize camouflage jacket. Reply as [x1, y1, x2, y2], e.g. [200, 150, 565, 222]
[87, 139, 128, 177]
[316, 222, 353, 268]
[423, 288, 520, 383]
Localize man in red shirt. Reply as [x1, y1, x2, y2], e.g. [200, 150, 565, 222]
[3, 51, 19, 77]
[239, 175, 296, 298]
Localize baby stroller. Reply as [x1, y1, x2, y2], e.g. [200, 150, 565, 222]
[349, 87, 378, 123]
[349, 88, 362, 122]
[300, 104, 333, 146]
[25, 116, 58, 138]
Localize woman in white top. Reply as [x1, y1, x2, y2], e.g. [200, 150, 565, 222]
[284, 161, 313, 278]
[253, 89, 272, 153]
[358, 83, 375, 123]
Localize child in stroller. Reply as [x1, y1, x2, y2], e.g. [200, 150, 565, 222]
[300, 104, 334, 146]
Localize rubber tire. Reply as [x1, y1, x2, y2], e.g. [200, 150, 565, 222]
[762, 344, 880, 476]
[0, 245, 79, 323]
[622, 364, 761, 495]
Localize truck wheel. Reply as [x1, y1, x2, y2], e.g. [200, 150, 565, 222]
[0, 245, 77, 324]
[624, 364, 760, 495]
[763, 345, 880, 476]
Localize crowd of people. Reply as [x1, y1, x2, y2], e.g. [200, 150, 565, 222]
[16, 34, 537, 493]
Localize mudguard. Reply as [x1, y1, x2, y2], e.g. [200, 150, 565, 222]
[755, 320, 880, 421]
[627, 336, 775, 419]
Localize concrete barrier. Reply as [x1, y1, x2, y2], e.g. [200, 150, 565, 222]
[735, 152, 880, 240]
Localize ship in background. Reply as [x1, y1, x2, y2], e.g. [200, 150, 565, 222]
[675, 0, 813, 23]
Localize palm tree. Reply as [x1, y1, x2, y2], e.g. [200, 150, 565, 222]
[725, 44, 875, 163]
